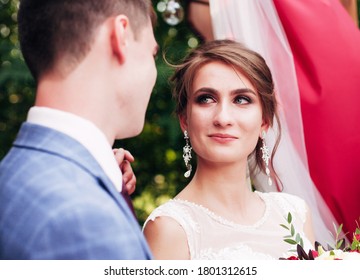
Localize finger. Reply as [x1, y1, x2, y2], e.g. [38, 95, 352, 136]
[113, 148, 125, 165]
[121, 159, 134, 180]
[125, 175, 136, 195]
[122, 162, 136, 194]
[123, 150, 135, 163]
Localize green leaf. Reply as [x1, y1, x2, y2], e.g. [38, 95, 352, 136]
[336, 223, 343, 236]
[284, 239, 298, 245]
[291, 224, 295, 237]
[295, 233, 301, 243]
[280, 224, 290, 230]
[336, 239, 343, 250]
[300, 239, 304, 248]
[287, 213, 292, 224]
[280, 224, 289, 230]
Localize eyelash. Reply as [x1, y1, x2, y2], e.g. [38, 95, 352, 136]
[195, 94, 252, 104]
[196, 94, 214, 104]
[235, 96, 252, 104]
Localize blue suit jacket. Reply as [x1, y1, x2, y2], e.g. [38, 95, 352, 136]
[0, 123, 152, 259]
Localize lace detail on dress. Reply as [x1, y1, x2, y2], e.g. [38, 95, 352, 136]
[144, 200, 200, 233]
[173, 191, 270, 230]
[197, 244, 274, 260]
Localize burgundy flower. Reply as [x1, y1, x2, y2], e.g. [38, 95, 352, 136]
[287, 256, 299, 260]
[311, 250, 319, 258]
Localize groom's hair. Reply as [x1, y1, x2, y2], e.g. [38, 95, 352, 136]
[17, 0, 156, 82]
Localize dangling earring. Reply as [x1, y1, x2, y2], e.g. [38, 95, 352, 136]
[183, 130, 192, 178]
[260, 131, 272, 186]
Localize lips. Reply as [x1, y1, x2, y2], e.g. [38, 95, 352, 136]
[208, 133, 238, 143]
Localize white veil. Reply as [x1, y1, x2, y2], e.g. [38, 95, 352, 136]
[209, 0, 337, 245]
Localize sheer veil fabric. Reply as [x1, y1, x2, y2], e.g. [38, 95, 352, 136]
[209, 0, 337, 245]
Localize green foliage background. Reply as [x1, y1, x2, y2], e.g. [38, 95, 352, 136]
[1, 1, 359, 225]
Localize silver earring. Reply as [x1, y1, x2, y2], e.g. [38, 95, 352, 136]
[260, 131, 272, 186]
[183, 130, 192, 178]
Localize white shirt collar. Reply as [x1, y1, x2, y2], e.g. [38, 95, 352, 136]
[27, 106, 123, 192]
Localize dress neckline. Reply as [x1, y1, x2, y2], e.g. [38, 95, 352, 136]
[172, 191, 270, 229]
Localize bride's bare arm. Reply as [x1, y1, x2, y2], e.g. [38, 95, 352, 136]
[143, 216, 190, 259]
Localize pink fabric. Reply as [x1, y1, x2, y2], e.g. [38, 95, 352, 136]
[273, 0, 360, 235]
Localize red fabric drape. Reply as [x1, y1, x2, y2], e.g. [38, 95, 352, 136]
[273, 0, 360, 235]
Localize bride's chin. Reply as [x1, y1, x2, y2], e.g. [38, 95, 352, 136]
[199, 156, 245, 166]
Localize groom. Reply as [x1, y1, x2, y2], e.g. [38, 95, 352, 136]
[0, 0, 158, 259]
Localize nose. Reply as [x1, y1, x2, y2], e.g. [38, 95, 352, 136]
[213, 102, 234, 127]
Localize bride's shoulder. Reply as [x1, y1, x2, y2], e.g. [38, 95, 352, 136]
[147, 199, 192, 216]
[144, 199, 197, 228]
[143, 201, 190, 259]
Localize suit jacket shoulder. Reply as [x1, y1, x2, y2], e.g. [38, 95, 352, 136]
[0, 123, 151, 259]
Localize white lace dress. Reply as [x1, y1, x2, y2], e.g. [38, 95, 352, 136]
[144, 191, 313, 260]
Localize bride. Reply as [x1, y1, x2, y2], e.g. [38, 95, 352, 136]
[143, 40, 314, 260]
[182, 0, 339, 245]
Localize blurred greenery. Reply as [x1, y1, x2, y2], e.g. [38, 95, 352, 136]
[1, 0, 359, 225]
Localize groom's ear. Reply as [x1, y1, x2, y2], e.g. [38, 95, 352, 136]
[111, 15, 130, 64]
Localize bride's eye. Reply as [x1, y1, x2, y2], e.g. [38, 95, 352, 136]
[196, 94, 216, 104]
[234, 95, 251, 105]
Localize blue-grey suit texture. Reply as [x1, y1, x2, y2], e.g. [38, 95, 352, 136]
[0, 122, 152, 259]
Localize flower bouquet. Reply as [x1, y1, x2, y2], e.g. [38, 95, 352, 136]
[280, 213, 360, 260]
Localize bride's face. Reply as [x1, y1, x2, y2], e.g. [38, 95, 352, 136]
[180, 61, 267, 165]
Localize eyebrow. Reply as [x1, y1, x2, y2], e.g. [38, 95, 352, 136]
[232, 88, 257, 96]
[193, 87, 257, 96]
